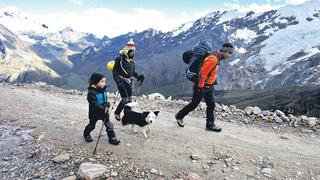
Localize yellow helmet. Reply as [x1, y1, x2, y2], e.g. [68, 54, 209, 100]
[106, 61, 115, 71]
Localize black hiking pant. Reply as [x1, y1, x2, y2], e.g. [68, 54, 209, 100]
[115, 80, 133, 115]
[176, 85, 216, 128]
[84, 113, 116, 139]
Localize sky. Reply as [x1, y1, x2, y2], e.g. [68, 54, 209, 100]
[0, 0, 312, 38]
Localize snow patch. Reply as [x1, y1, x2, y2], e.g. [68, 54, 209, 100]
[171, 21, 194, 37]
[269, 68, 283, 76]
[229, 58, 241, 66]
[276, 0, 320, 22]
[268, 47, 320, 76]
[18, 34, 37, 44]
[236, 47, 246, 54]
[257, 19, 320, 71]
[258, 22, 272, 30]
[217, 10, 246, 25]
[231, 28, 257, 43]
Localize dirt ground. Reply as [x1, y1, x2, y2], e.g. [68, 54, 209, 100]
[0, 84, 320, 180]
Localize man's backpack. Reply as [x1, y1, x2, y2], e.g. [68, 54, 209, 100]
[183, 40, 212, 83]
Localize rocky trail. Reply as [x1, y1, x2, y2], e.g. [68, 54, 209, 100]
[0, 83, 320, 180]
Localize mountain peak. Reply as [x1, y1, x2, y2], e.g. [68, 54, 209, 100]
[145, 28, 161, 35]
[61, 27, 74, 32]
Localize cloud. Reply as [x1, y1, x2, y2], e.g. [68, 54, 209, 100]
[33, 7, 208, 38]
[274, 0, 310, 4]
[67, 0, 85, 5]
[224, 3, 282, 13]
[5, 0, 301, 39]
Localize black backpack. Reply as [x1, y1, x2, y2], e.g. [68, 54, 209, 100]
[183, 40, 212, 83]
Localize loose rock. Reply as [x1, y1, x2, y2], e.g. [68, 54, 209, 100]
[78, 162, 107, 180]
[245, 106, 253, 115]
[52, 154, 71, 163]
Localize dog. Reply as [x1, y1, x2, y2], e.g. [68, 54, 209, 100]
[121, 102, 159, 138]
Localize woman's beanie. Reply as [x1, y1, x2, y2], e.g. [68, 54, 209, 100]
[125, 38, 136, 51]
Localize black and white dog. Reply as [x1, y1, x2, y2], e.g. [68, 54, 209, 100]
[122, 102, 159, 138]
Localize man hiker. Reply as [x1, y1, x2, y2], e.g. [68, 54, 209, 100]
[112, 39, 145, 121]
[175, 42, 234, 132]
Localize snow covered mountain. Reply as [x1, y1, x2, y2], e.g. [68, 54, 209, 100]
[43, 27, 100, 52]
[75, 0, 320, 92]
[0, 1, 319, 92]
[20, 27, 101, 73]
[0, 6, 50, 34]
[0, 7, 100, 56]
[0, 24, 61, 84]
[0, 7, 101, 86]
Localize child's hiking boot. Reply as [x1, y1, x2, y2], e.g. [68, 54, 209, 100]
[107, 131, 120, 145]
[109, 137, 120, 145]
[84, 134, 93, 142]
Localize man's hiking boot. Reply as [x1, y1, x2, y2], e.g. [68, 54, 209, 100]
[206, 125, 222, 132]
[175, 115, 185, 127]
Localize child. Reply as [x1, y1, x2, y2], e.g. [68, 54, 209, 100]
[83, 72, 120, 145]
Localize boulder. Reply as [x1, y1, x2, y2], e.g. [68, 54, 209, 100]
[78, 162, 107, 180]
[229, 105, 237, 111]
[190, 154, 202, 161]
[252, 106, 262, 115]
[244, 106, 253, 115]
[222, 105, 230, 112]
[275, 110, 285, 117]
[147, 93, 165, 101]
[261, 168, 272, 178]
[307, 117, 318, 128]
[281, 115, 290, 122]
[261, 110, 270, 116]
[275, 117, 283, 123]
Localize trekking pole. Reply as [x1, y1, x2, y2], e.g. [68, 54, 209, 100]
[136, 71, 145, 97]
[136, 85, 142, 97]
[135, 82, 143, 111]
[92, 121, 104, 154]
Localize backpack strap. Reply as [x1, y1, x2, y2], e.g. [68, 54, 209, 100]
[187, 54, 198, 66]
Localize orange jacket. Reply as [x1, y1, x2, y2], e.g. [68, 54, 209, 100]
[198, 52, 222, 88]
